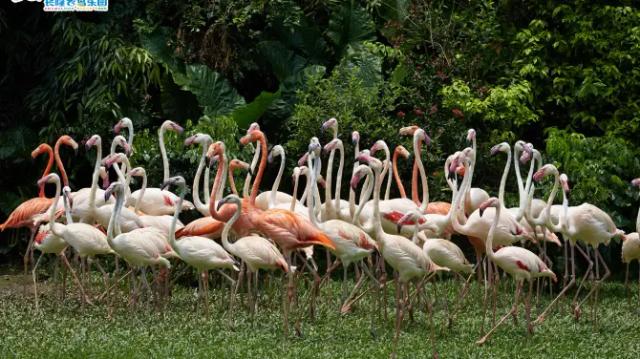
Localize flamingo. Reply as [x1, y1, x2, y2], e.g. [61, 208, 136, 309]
[462, 129, 489, 215]
[31, 185, 71, 310]
[217, 194, 288, 313]
[0, 143, 62, 274]
[228, 159, 250, 196]
[126, 120, 194, 215]
[254, 145, 299, 210]
[622, 178, 640, 298]
[162, 176, 237, 314]
[475, 197, 556, 345]
[533, 165, 624, 324]
[184, 133, 213, 216]
[103, 181, 173, 305]
[305, 138, 377, 312]
[38, 173, 114, 305]
[392, 145, 410, 199]
[70, 135, 115, 222]
[352, 153, 443, 358]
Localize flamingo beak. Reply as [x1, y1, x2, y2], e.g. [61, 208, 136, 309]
[216, 198, 228, 212]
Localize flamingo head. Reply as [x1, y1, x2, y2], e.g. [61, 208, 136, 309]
[85, 134, 101, 150]
[99, 166, 110, 189]
[632, 178, 640, 188]
[394, 145, 410, 159]
[104, 181, 124, 202]
[31, 143, 51, 159]
[307, 137, 322, 157]
[370, 140, 387, 155]
[37, 173, 59, 188]
[185, 133, 212, 147]
[323, 138, 342, 154]
[113, 117, 132, 134]
[240, 129, 264, 146]
[217, 194, 241, 212]
[414, 128, 431, 146]
[62, 185, 73, 207]
[268, 145, 284, 164]
[247, 122, 260, 134]
[206, 141, 226, 166]
[292, 166, 302, 180]
[356, 151, 382, 171]
[490, 142, 510, 156]
[161, 175, 186, 192]
[162, 120, 184, 134]
[478, 197, 500, 217]
[466, 128, 476, 142]
[399, 125, 419, 136]
[321, 117, 338, 134]
[113, 135, 132, 156]
[229, 159, 250, 173]
[102, 153, 126, 168]
[395, 210, 422, 234]
[128, 167, 146, 178]
[533, 164, 558, 182]
[351, 131, 360, 145]
[298, 152, 309, 167]
[57, 135, 79, 153]
[350, 164, 370, 190]
[520, 142, 533, 164]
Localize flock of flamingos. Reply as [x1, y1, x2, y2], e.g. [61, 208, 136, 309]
[1, 117, 640, 353]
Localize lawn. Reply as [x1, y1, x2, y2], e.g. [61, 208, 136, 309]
[0, 265, 639, 358]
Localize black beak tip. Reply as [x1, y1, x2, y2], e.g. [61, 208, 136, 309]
[479, 209, 485, 217]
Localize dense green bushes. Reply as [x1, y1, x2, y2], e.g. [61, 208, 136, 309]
[1, 1, 640, 259]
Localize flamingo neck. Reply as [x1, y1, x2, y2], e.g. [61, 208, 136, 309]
[269, 152, 285, 208]
[249, 133, 267, 205]
[107, 187, 125, 246]
[334, 142, 344, 214]
[221, 199, 242, 252]
[353, 168, 374, 228]
[158, 126, 170, 183]
[324, 145, 336, 218]
[209, 152, 228, 220]
[349, 139, 360, 219]
[485, 202, 500, 260]
[380, 146, 392, 201]
[228, 167, 239, 196]
[133, 171, 147, 214]
[451, 160, 472, 234]
[290, 172, 300, 212]
[498, 148, 511, 205]
[38, 145, 54, 198]
[244, 141, 261, 198]
[307, 154, 321, 227]
[54, 139, 70, 187]
[371, 165, 384, 236]
[192, 140, 211, 215]
[169, 184, 185, 254]
[88, 141, 102, 211]
[414, 135, 429, 211]
[48, 176, 63, 237]
[393, 149, 406, 199]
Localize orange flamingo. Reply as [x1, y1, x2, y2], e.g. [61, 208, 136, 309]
[1, 140, 68, 273]
[392, 145, 410, 199]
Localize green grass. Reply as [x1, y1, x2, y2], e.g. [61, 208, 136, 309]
[1, 268, 639, 358]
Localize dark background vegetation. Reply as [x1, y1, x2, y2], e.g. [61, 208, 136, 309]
[1, 0, 639, 273]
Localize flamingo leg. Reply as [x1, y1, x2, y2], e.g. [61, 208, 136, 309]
[476, 280, 522, 345]
[60, 253, 92, 306]
[340, 267, 365, 314]
[526, 279, 534, 335]
[23, 227, 37, 277]
[391, 280, 404, 359]
[254, 269, 260, 314]
[572, 244, 593, 320]
[341, 263, 349, 304]
[247, 270, 254, 315]
[32, 254, 43, 311]
[203, 271, 209, 316]
[422, 280, 438, 359]
[577, 249, 610, 326]
[625, 262, 630, 304]
[283, 252, 293, 337]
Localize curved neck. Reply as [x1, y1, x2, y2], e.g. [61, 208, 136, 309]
[485, 203, 500, 260]
[353, 169, 375, 227]
[270, 152, 286, 207]
[48, 177, 63, 237]
[250, 134, 268, 205]
[516, 154, 537, 221]
[290, 172, 300, 212]
[498, 149, 511, 205]
[349, 139, 360, 218]
[228, 167, 239, 196]
[414, 136, 429, 211]
[393, 149, 406, 199]
[192, 141, 210, 215]
[324, 146, 336, 217]
[112, 156, 132, 202]
[209, 152, 228, 220]
[451, 160, 473, 233]
[107, 188, 125, 246]
[38, 145, 54, 198]
[381, 146, 392, 201]
[62, 191, 73, 224]
[244, 141, 260, 199]
[307, 154, 321, 227]
[514, 146, 525, 200]
[222, 201, 242, 252]
[110, 139, 126, 183]
[371, 164, 384, 236]
[334, 142, 344, 211]
[169, 185, 185, 253]
[158, 126, 170, 183]
[88, 142, 102, 210]
[133, 171, 147, 214]
[54, 139, 70, 187]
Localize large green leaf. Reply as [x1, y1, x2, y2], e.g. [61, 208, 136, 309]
[176, 64, 246, 118]
[231, 90, 282, 129]
[140, 27, 184, 74]
[326, 2, 375, 57]
[257, 41, 309, 83]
